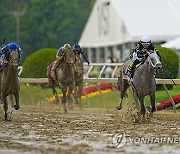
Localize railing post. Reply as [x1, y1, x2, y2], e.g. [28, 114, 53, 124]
[162, 84, 176, 112]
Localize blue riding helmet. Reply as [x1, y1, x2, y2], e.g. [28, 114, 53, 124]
[73, 43, 81, 49]
[9, 43, 19, 51]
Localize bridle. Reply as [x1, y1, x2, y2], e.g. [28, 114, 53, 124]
[64, 48, 75, 64]
[146, 50, 162, 71]
[8, 51, 19, 70]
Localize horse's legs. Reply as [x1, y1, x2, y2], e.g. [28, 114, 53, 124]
[66, 86, 74, 109]
[49, 78, 60, 103]
[52, 87, 60, 104]
[9, 94, 14, 108]
[14, 92, 20, 110]
[150, 92, 156, 113]
[117, 81, 129, 110]
[132, 90, 140, 109]
[70, 82, 79, 105]
[139, 96, 145, 116]
[2, 95, 8, 120]
[58, 83, 67, 113]
[77, 82, 83, 110]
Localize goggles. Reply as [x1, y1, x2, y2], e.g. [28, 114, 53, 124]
[141, 42, 150, 48]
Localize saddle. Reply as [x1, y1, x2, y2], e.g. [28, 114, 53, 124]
[123, 62, 141, 82]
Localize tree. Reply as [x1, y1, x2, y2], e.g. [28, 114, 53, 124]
[0, 0, 95, 62]
[22, 48, 57, 78]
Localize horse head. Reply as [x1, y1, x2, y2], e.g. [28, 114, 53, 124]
[64, 47, 75, 65]
[146, 50, 162, 72]
[8, 51, 19, 70]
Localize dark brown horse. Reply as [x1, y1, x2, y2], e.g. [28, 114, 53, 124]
[0, 51, 20, 120]
[117, 50, 162, 116]
[47, 47, 76, 113]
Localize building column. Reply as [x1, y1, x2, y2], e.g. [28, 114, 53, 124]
[87, 48, 92, 63]
[104, 47, 108, 63]
[122, 43, 126, 61]
[112, 45, 118, 62]
[96, 48, 100, 63]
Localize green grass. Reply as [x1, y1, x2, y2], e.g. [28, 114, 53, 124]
[18, 83, 180, 109]
[155, 85, 180, 103]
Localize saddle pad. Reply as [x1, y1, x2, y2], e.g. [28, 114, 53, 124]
[48, 60, 57, 78]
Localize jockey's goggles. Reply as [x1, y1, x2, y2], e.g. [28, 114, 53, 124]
[9, 48, 18, 51]
[141, 42, 150, 48]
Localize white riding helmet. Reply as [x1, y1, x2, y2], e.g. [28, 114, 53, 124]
[140, 36, 151, 48]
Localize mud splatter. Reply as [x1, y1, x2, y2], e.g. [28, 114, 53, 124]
[0, 105, 179, 153]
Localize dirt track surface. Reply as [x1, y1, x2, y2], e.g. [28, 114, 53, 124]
[0, 105, 180, 154]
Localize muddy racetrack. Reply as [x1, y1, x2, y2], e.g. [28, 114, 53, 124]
[0, 105, 179, 154]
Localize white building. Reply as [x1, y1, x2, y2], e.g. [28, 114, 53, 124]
[79, 0, 180, 62]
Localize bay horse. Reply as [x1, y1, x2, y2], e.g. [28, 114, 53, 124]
[0, 51, 20, 120]
[117, 50, 162, 116]
[47, 47, 76, 113]
[71, 53, 83, 109]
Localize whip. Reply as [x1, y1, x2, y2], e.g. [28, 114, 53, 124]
[162, 68, 177, 86]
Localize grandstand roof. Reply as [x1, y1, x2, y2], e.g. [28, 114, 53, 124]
[80, 0, 180, 48]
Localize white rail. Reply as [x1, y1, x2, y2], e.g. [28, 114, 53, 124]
[19, 62, 180, 84]
[19, 78, 180, 84]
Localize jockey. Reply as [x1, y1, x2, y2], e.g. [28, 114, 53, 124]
[73, 43, 90, 65]
[0, 42, 22, 66]
[126, 36, 161, 80]
[51, 44, 71, 78]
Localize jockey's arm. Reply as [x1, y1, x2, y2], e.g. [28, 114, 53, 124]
[18, 47, 22, 61]
[129, 48, 136, 59]
[56, 54, 64, 63]
[1, 44, 9, 54]
[80, 50, 90, 65]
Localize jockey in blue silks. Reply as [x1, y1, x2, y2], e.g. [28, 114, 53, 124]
[0, 42, 22, 65]
[73, 43, 90, 65]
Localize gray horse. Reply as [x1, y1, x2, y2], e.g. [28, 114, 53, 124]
[72, 53, 83, 109]
[47, 47, 76, 113]
[117, 50, 162, 116]
[0, 51, 20, 120]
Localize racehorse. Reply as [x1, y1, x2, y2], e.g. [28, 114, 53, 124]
[0, 51, 20, 120]
[47, 47, 76, 113]
[71, 53, 83, 109]
[117, 50, 162, 116]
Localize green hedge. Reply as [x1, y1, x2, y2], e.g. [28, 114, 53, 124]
[22, 48, 57, 78]
[155, 45, 179, 79]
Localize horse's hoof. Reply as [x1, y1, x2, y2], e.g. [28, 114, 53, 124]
[116, 106, 121, 110]
[14, 105, 20, 110]
[75, 100, 79, 105]
[56, 100, 60, 104]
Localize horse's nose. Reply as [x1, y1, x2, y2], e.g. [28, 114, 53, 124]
[70, 58, 74, 63]
[156, 63, 163, 71]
